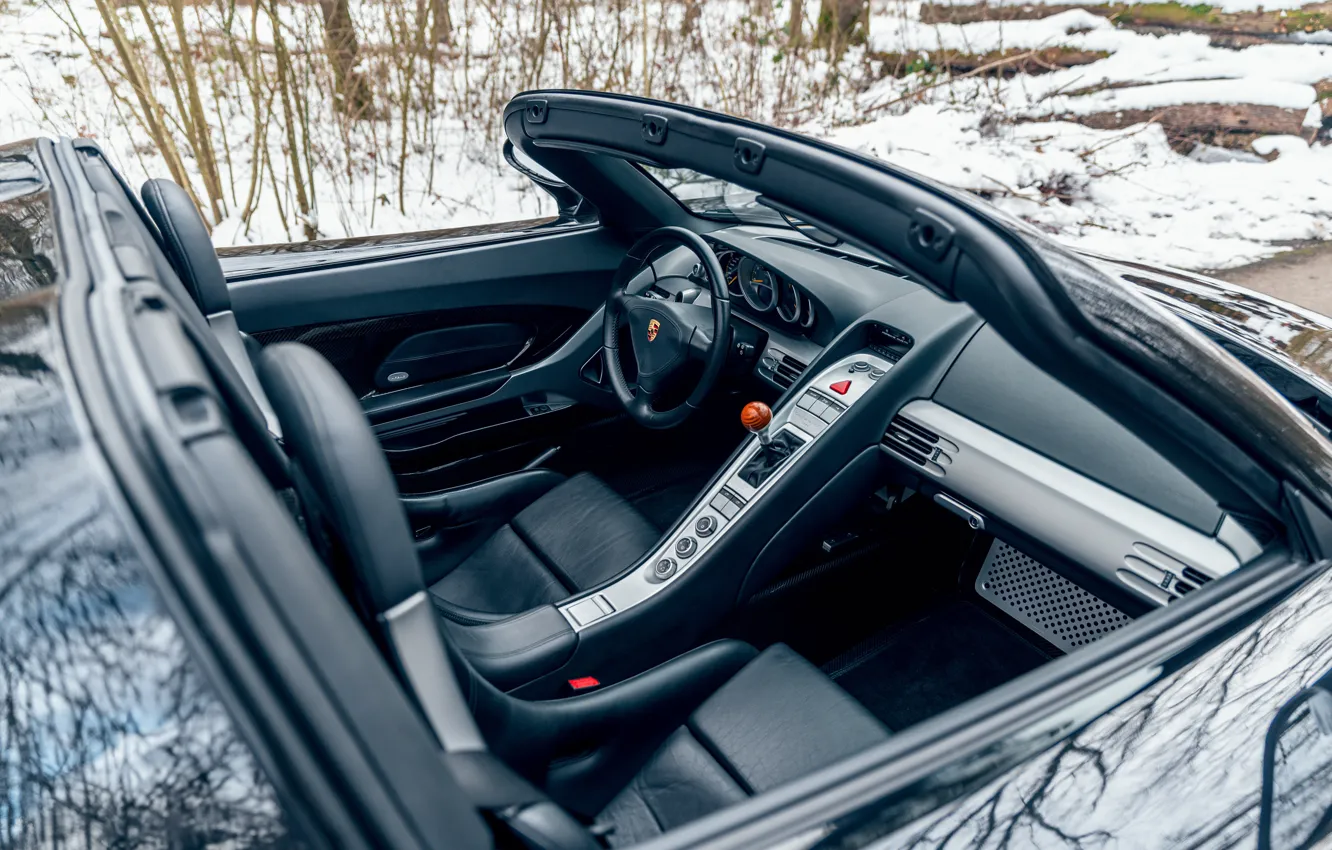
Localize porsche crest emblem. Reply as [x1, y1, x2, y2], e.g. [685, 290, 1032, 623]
[646, 319, 660, 342]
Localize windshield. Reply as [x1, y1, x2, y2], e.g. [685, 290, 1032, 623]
[639, 165, 786, 226]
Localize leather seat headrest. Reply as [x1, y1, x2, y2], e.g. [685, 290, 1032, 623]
[141, 179, 231, 317]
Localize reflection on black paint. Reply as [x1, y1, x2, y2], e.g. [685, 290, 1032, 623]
[0, 147, 54, 303]
[0, 165, 300, 848]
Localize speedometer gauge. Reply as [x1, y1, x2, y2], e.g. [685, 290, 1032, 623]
[776, 279, 802, 323]
[738, 259, 778, 312]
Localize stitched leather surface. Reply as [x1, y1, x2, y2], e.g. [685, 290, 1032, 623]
[140, 179, 231, 316]
[598, 727, 746, 847]
[431, 526, 571, 614]
[595, 644, 890, 843]
[431, 473, 658, 617]
[512, 472, 659, 591]
[690, 643, 890, 794]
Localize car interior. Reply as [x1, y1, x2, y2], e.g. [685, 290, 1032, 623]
[72, 116, 1284, 849]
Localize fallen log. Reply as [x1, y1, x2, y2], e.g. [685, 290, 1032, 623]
[1060, 103, 1308, 151]
[869, 46, 1109, 78]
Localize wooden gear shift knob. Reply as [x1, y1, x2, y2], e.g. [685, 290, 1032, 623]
[741, 401, 773, 434]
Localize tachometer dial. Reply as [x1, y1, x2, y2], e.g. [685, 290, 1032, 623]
[721, 252, 744, 297]
[739, 259, 778, 312]
[776, 278, 802, 323]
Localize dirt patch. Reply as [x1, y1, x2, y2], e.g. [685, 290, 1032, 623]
[919, 1, 1332, 44]
[1210, 241, 1332, 316]
[1065, 103, 1309, 151]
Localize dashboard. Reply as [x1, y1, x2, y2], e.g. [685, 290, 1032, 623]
[636, 223, 1273, 616]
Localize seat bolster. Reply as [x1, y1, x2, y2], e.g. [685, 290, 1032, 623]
[597, 727, 747, 848]
[443, 605, 577, 692]
[689, 643, 891, 794]
[512, 473, 660, 590]
[403, 469, 567, 527]
[492, 640, 758, 814]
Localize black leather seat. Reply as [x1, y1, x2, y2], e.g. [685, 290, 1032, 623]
[140, 178, 281, 435]
[424, 471, 660, 621]
[141, 178, 659, 622]
[256, 341, 893, 848]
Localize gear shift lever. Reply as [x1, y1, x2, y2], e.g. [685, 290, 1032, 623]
[741, 401, 774, 449]
[737, 401, 804, 487]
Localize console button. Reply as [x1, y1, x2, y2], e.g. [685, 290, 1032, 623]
[695, 515, 718, 537]
[819, 403, 843, 423]
[797, 392, 817, 411]
[829, 380, 851, 395]
[675, 537, 698, 558]
[852, 361, 871, 372]
[807, 398, 829, 418]
[869, 368, 886, 380]
[711, 492, 741, 519]
[652, 558, 678, 580]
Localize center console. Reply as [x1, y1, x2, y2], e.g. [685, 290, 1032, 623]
[559, 350, 894, 631]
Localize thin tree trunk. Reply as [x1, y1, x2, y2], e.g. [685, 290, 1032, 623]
[788, 0, 804, 45]
[815, 0, 868, 52]
[268, 1, 317, 240]
[169, 0, 226, 223]
[318, 0, 372, 117]
[431, 0, 452, 45]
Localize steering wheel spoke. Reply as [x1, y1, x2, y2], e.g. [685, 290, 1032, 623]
[602, 227, 731, 429]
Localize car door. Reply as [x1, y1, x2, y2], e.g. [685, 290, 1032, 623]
[220, 214, 628, 495]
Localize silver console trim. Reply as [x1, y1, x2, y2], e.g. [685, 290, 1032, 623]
[558, 351, 893, 631]
[897, 400, 1259, 606]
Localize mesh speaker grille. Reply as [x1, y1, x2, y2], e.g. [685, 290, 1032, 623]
[976, 540, 1131, 653]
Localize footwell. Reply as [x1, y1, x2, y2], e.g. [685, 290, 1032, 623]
[825, 600, 1051, 731]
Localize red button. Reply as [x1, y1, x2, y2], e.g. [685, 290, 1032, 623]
[568, 676, 601, 691]
[829, 380, 851, 395]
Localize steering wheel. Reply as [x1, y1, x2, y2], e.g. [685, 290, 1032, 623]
[603, 227, 731, 429]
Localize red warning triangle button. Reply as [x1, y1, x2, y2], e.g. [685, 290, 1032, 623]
[829, 380, 851, 395]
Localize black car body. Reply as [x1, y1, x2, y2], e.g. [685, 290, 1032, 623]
[5, 90, 1332, 849]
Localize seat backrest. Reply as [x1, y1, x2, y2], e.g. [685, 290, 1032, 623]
[257, 342, 488, 753]
[141, 179, 281, 436]
[140, 179, 232, 317]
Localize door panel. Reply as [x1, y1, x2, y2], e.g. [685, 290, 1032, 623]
[373, 322, 530, 390]
[229, 224, 628, 492]
[249, 304, 587, 398]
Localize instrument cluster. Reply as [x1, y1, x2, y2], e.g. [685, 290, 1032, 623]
[715, 248, 815, 332]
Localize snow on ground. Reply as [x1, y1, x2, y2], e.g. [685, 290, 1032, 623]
[0, 0, 1330, 271]
[827, 106, 1332, 269]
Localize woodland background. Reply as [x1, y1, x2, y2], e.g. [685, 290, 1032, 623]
[6, 0, 1332, 271]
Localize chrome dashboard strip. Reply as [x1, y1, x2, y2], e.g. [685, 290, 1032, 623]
[898, 400, 1258, 605]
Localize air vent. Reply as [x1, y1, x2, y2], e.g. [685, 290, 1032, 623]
[773, 354, 806, 389]
[882, 415, 940, 466]
[1181, 566, 1212, 586]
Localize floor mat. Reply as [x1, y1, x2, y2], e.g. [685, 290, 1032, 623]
[827, 600, 1051, 731]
